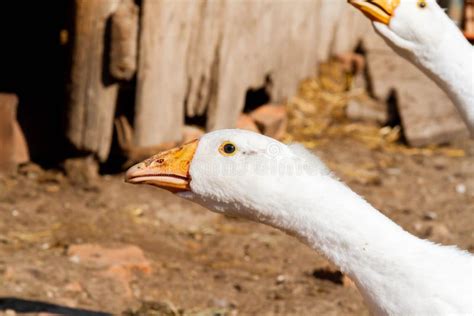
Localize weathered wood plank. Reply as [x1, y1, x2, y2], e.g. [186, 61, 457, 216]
[134, 0, 369, 145]
[202, 0, 370, 131]
[110, 0, 139, 80]
[134, 0, 200, 147]
[67, 0, 120, 161]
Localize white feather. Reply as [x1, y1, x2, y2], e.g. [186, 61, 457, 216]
[372, 0, 474, 135]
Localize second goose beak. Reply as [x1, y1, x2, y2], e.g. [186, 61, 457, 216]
[348, 0, 400, 25]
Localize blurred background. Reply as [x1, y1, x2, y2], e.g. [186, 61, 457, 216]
[0, 0, 472, 315]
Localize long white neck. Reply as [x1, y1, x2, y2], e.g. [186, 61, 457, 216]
[403, 18, 474, 135]
[185, 154, 472, 314]
[232, 174, 472, 315]
[253, 177, 417, 307]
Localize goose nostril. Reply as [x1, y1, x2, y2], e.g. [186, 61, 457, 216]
[157, 158, 165, 164]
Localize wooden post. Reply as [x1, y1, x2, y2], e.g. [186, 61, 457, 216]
[110, 0, 139, 80]
[66, 0, 120, 161]
[134, 0, 197, 147]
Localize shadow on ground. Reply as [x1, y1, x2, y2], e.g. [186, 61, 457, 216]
[0, 297, 111, 316]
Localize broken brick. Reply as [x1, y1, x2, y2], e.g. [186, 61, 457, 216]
[67, 244, 151, 274]
[68, 244, 152, 298]
[249, 104, 287, 140]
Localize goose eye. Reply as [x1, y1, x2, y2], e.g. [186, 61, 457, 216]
[417, 0, 427, 8]
[219, 142, 237, 156]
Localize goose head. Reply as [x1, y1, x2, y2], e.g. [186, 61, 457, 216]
[125, 129, 330, 222]
[348, 0, 451, 54]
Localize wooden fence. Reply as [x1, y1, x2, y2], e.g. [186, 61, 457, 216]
[65, 0, 371, 162]
[2, 0, 463, 165]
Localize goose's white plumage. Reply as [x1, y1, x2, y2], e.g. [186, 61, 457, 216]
[349, 0, 474, 135]
[126, 129, 474, 316]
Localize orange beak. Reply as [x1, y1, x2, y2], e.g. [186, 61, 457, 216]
[125, 139, 199, 192]
[348, 0, 400, 25]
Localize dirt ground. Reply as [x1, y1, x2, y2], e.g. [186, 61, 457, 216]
[0, 131, 472, 315]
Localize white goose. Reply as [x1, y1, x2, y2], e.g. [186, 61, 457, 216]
[126, 129, 473, 316]
[349, 0, 474, 135]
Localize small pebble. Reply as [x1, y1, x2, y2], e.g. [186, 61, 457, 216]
[423, 211, 437, 221]
[40, 243, 50, 250]
[45, 184, 60, 193]
[212, 298, 231, 308]
[424, 223, 452, 242]
[11, 209, 19, 217]
[413, 222, 424, 232]
[131, 207, 144, 217]
[5, 309, 16, 316]
[27, 172, 38, 180]
[456, 183, 466, 194]
[276, 274, 286, 284]
[386, 168, 401, 176]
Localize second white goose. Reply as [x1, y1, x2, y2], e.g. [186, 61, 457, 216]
[349, 0, 474, 135]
